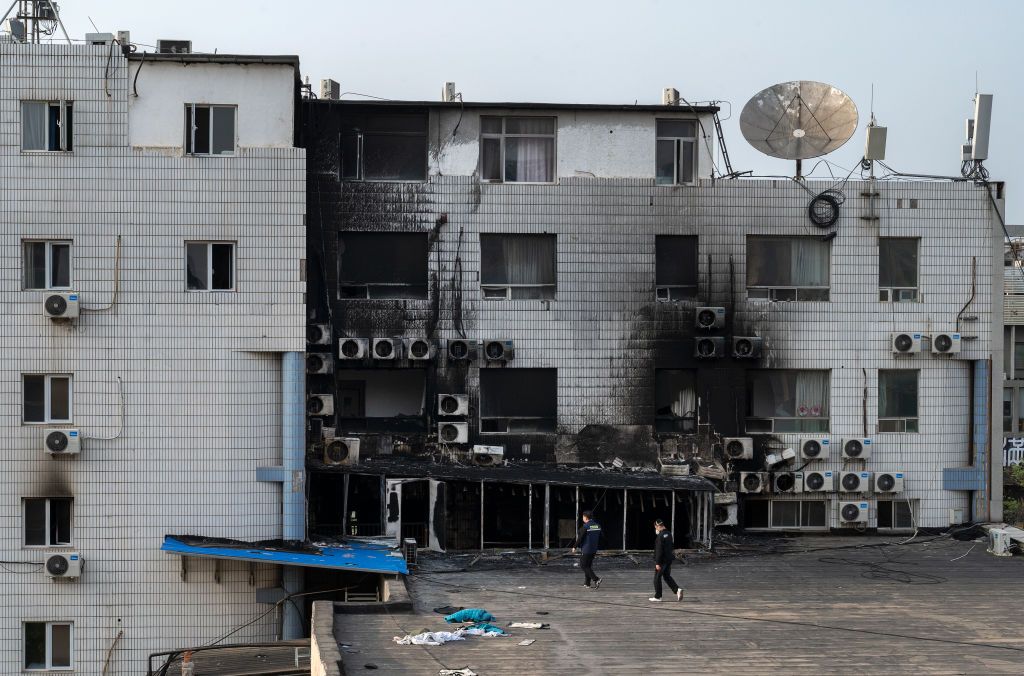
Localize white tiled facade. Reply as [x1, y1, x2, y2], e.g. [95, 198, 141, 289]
[1, 44, 304, 673]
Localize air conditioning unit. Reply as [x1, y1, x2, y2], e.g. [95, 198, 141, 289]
[772, 472, 800, 493]
[446, 338, 474, 362]
[438, 394, 469, 417]
[43, 292, 79, 319]
[157, 39, 192, 54]
[44, 429, 80, 456]
[307, 394, 334, 417]
[874, 471, 905, 493]
[338, 338, 368, 360]
[891, 332, 922, 354]
[372, 338, 401, 360]
[438, 421, 469, 444]
[306, 353, 333, 375]
[307, 324, 331, 345]
[714, 503, 738, 526]
[405, 338, 434, 361]
[732, 336, 763, 359]
[987, 528, 1013, 557]
[800, 437, 830, 461]
[765, 447, 797, 469]
[802, 470, 835, 492]
[694, 336, 725, 359]
[695, 307, 726, 330]
[44, 551, 82, 579]
[483, 339, 515, 362]
[838, 501, 869, 526]
[932, 332, 962, 354]
[842, 438, 872, 460]
[839, 471, 872, 493]
[722, 437, 753, 460]
[323, 437, 360, 466]
[471, 445, 504, 466]
[738, 471, 768, 494]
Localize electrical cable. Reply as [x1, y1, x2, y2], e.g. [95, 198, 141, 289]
[338, 92, 392, 101]
[82, 235, 121, 312]
[84, 376, 125, 441]
[132, 51, 145, 98]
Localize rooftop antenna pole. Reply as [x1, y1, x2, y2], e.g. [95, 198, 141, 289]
[2, 0, 70, 44]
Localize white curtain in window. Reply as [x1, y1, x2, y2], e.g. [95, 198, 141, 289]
[500, 236, 554, 286]
[791, 239, 829, 287]
[508, 137, 553, 182]
[671, 383, 696, 417]
[22, 101, 46, 150]
[795, 371, 829, 417]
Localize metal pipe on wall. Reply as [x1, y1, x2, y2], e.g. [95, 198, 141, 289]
[281, 351, 306, 640]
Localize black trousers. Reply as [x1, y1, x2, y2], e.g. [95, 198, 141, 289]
[653, 561, 679, 598]
[580, 552, 599, 584]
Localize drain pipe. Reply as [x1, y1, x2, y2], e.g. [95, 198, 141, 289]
[281, 351, 306, 639]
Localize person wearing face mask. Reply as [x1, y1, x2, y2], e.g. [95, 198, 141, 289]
[648, 519, 682, 602]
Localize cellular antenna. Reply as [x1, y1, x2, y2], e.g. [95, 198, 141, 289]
[1, 0, 71, 44]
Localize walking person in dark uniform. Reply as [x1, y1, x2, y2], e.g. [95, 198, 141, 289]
[649, 519, 682, 602]
[571, 510, 603, 589]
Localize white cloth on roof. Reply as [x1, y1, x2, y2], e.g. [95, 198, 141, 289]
[393, 630, 466, 646]
[439, 669, 478, 676]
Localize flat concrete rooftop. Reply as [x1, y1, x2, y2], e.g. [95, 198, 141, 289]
[332, 536, 1024, 674]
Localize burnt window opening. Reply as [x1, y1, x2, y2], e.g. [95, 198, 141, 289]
[480, 368, 557, 434]
[336, 370, 426, 434]
[21, 100, 73, 152]
[655, 236, 698, 301]
[24, 497, 72, 546]
[879, 237, 920, 302]
[655, 369, 696, 433]
[185, 242, 235, 291]
[483, 483, 532, 548]
[747, 236, 830, 302]
[655, 119, 697, 185]
[877, 499, 916, 529]
[23, 240, 72, 290]
[624, 490, 677, 549]
[446, 481, 482, 550]
[185, 104, 236, 155]
[746, 370, 830, 433]
[339, 232, 428, 300]
[480, 234, 556, 300]
[480, 116, 556, 183]
[340, 111, 427, 181]
[878, 369, 919, 433]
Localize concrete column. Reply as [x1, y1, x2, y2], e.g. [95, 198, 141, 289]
[282, 351, 306, 639]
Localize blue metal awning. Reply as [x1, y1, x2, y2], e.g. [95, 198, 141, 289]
[161, 536, 408, 575]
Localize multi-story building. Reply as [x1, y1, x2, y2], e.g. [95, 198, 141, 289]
[302, 90, 1004, 551]
[1, 29, 305, 674]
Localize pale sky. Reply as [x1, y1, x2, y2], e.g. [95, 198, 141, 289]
[52, 0, 1023, 221]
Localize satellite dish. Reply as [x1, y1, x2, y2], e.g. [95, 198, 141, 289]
[740, 81, 859, 168]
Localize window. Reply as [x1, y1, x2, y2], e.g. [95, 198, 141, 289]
[879, 237, 919, 302]
[341, 111, 427, 180]
[339, 233, 428, 299]
[746, 370, 829, 433]
[24, 622, 72, 670]
[480, 117, 556, 183]
[877, 500, 915, 529]
[335, 370, 427, 434]
[22, 101, 73, 152]
[747, 236, 830, 301]
[655, 236, 698, 301]
[655, 119, 697, 185]
[655, 370, 696, 433]
[480, 368, 557, 433]
[23, 374, 72, 424]
[23, 241, 72, 290]
[185, 242, 235, 291]
[185, 104, 236, 155]
[878, 370, 919, 432]
[480, 234, 556, 300]
[24, 498, 72, 547]
[769, 500, 828, 529]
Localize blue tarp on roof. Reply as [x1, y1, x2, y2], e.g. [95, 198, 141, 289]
[161, 535, 408, 575]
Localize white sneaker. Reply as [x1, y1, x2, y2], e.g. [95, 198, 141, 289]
[648, 597, 662, 602]
[676, 589, 684, 601]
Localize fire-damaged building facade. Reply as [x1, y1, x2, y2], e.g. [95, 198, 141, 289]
[300, 92, 1004, 551]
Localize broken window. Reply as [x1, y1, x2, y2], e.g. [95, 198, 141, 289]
[769, 500, 827, 529]
[480, 116, 556, 183]
[654, 369, 696, 433]
[340, 110, 427, 181]
[22, 100, 73, 152]
[746, 370, 829, 433]
[878, 369, 919, 432]
[655, 119, 697, 185]
[24, 621, 72, 671]
[480, 234, 556, 300]
[185, 104, 236, 155]
[480, 368, 557, 433]
[655, 236, 698, 301]
[24, 497, 72, 546]
[747, 236, 830, 301]
[879, 237, 919, 302]
[338, 232, 428, 299]
[185, 242, 235, 291]
[336, 370, 426, 434]
[23, 241, 72, 290]
[877, 499, 915, 529]
[23, 374, 72, 424]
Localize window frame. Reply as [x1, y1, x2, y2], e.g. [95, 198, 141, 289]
[340, 112, 428, 182]
[745, 369, 830, 433]
[745, 499, 829, 531]
[876, 499, 916, 531]
[22, 374, 73, 424]
[655, 119, 699, 185]
[23, 497, 73, 548]
[21, 100, 73, 152]
[23, 621, 73, 671]
[479, 368, 558, 435]
[878, 369, 920, 433]
[184, 103, 237, 156]
[654, 368, 697, 433]
[746, 235, 831, 302]
[22, 240, 73, 291]
[879, 237, 921, 303]
[654, 235, 699, 301]
[184, 241, 236, 292]
[337, 232, 429, 300]
[479, 233, 557, 301]
[479, 116, 557, 184]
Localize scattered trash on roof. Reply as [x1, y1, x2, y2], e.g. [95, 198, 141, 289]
[509, 622, 547, 629]
[439, 669, 478, 676]
[518, 639, 536, 646]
